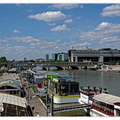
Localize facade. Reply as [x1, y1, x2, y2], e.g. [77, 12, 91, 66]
[52, 53, 58, 61]
[52, 53, 68, 61]
[57, 53, 68, 61]
[45, 54, 49, 61]
[68, 48, 120, 62]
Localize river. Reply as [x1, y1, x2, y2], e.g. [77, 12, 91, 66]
[33, 66, 120, 97]
[55, 70, 120, 97]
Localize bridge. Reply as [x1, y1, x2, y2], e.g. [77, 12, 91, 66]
[9, 62, 95, 70]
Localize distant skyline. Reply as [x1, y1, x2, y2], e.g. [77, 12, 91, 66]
[0, 3, 120, 60]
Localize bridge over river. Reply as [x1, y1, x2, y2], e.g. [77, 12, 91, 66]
[10, 62, 95, 70]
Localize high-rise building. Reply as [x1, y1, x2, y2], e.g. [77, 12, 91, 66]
[57, 53, 68, 61]
[45, 54, 49, 61]
[52, 53, 58, 61]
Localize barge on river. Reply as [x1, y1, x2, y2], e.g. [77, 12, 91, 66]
[78, 86, 120, 116]
[43, 74, 80, 104]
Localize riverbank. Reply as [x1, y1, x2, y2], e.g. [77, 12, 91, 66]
[97, 65, 120, 72]
[0, 72, 47, 116]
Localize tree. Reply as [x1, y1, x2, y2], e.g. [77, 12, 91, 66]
[0, 57, 7, 62]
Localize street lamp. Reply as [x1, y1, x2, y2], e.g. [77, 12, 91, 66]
[44, 85, 48, 116]
[50, 94, 54, 116]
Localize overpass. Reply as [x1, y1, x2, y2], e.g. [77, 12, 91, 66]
[9, 62, 95, 70]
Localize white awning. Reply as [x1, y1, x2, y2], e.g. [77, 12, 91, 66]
[0, 93, 26, 108]
[93, 93, 120, 105]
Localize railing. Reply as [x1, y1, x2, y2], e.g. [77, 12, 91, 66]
[10, 62, 93, 67]
[92, 104, 114, 116]
[10, 62, 120, 68]
[53, 104, 91, 113]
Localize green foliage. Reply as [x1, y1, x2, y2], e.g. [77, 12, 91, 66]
[64, 59, 69, 62]
[78, 59, 83, 62]
[0, 56, 7, 62]
[109, 60, 120, 62]
[0, 57, 7, 67]
[28, 60, 35, 62]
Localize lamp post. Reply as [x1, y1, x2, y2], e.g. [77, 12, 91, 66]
[44, 84, 48, 116]
[50, 94, 54, 116]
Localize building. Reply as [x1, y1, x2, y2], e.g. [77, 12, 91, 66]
[57, 53, 68, 61]
[68, 48, 120, 62]
[52, 53, 68, 61]
[52, 53, 58, 61]
[45, 54, 49, 61]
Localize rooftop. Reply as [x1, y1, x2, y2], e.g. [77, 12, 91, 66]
[0, 93, 28, 116]
[93, 93, 120, 105]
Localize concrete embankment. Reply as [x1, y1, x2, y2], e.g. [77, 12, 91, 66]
[97, 65, 120, 72]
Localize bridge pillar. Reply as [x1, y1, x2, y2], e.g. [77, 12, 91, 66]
[45, 67, 49, 71]
[62, 67, 66, 70]
[75, 56, 78, 62]
[99, 56, 104, 62]
[78, 67, 82, 70]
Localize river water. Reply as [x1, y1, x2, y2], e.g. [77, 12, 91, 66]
[33, 66, 120, 97]
[55, 70, 120, 97]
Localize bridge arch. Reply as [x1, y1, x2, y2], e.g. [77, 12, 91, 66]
[70, 66, 79, 70]
[55, 66, 64, 70]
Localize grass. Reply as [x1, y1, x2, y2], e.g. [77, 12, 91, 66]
[54, 109, 87, 116]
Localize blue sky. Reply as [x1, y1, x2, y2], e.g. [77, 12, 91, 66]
[0, 3, 120, 60]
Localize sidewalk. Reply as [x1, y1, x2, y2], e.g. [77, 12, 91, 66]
[21, 77, 47, 117]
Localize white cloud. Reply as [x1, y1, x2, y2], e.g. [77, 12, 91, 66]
[64, 19, 72, 24]
[79, 22, 120, 49]
[0, 39, 8, 42]
[48, 23, 56, 26]
[80, 22, 120, 41]
[49, 4, 83, 10]
[95, 22, 110, 30]
[28, 11, 66, 22]
[51, 24, 71, 31]
[95, 22, 120, 33]
[101, 4, 120, 17]
[27, 9, 33, 13]
[7, 36, 40, 43]
[74, 42, 91, 49]
[13, 29, 20, 33]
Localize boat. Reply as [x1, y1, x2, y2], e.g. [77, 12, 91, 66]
[78, 86, 120, 116]
[43, 73, 80, 104]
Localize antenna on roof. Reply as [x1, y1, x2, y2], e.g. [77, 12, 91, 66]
[86, 46, 88, 49]
[72, 46, 74, 50]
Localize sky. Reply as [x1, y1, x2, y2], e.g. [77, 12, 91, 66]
[0, 3, 120, 60]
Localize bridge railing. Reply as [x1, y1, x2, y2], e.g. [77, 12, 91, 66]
[10, 62, 119, 68]
[10, 62, 93, 67]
